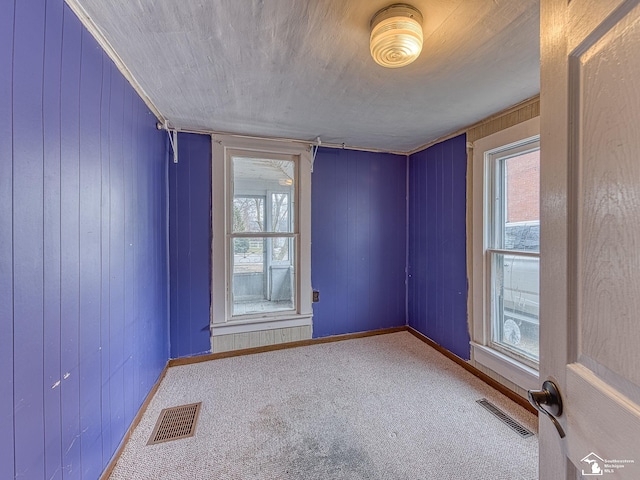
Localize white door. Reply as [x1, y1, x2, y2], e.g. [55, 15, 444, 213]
[538, 0, 640, 478]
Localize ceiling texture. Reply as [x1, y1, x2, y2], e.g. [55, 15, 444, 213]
[69, 0, 540, 153]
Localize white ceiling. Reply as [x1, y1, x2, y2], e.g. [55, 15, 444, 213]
[71, 0, 540, 153]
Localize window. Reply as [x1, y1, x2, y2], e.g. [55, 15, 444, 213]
[471, 117, 540, 391]
[210, 136, 312, 337]
[229, 154, 296, 316]
[486, 139, 540, 367]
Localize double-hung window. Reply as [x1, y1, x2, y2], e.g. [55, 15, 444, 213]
[486, 138, 540, 367]
[210, 136, 312, 338]
[471, 117, 540, 391]
[229, 152, 297, 316]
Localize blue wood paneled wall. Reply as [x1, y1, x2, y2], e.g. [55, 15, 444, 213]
[407, 134, 470, 359]
[311, 148, 407, 337]
[165, 137, 471, 353]
[168, 133, 212, 358]
[0, 2, 169, 478]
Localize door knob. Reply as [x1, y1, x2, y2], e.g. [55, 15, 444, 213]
[528, 380, 566, 438]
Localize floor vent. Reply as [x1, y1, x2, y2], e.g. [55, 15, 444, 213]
[476, 398, 534, 438]
[147, 402, 201, 445]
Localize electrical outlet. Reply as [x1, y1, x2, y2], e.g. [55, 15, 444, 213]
[312, 290, 320, 303]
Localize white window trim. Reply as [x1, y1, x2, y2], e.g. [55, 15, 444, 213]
[210, 135, 313, 337]
[471, 117, 540, 392]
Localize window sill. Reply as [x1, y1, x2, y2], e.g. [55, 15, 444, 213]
[211, 313, 313, 336]
[470, 342, 539, 392]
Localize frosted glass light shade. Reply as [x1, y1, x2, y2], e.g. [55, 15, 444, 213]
[370, 4, 423, 68]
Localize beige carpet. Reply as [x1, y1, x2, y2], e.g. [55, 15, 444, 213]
[109, 332, 538, 479]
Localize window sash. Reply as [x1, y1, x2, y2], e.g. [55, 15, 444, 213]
[230, 236, 297, 317]
[485, 137, 541, 368]
[487, 140, 540, 252]
[229, 232, 298, 239]
[487, 250, 540, 368]
[229, 151, 297, 235]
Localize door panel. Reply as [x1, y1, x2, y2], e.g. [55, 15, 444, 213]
[576, 3, 640, 388]
[540, 0, 640, 478]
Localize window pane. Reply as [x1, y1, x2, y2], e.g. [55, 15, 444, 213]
[232, 156, 294, 233]
[271, 193, 290, 232]
[491, 253, 539, 362]
[271, 237, 289, 262]
[233, 196, 265, 232]
[233, 237, 264, 273]
[495, 149, 540, 252]
[232, 237, 295, 316]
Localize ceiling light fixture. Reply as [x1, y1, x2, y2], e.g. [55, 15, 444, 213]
[369, 3, 424, 69]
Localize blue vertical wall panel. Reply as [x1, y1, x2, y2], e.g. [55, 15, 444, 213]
[168, 133, 212, 358]
[12, 1, 46, 477]
[186, 135, 213, 356]
[407, 134, 470, 359]
[2, 1, 169, 478]
[311, 148, 407, 338]
[99, 53, 113, 469]
[42, 1, 64, 478]
[78, 28, 105, 479]
[60, 9, 83, 476]
[0, 0, 15, 470]
[131, 96, 141, 421]
[122, 84, 136, 440]
[450, 137, 469, 355]
[108, 68, 126, 457]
